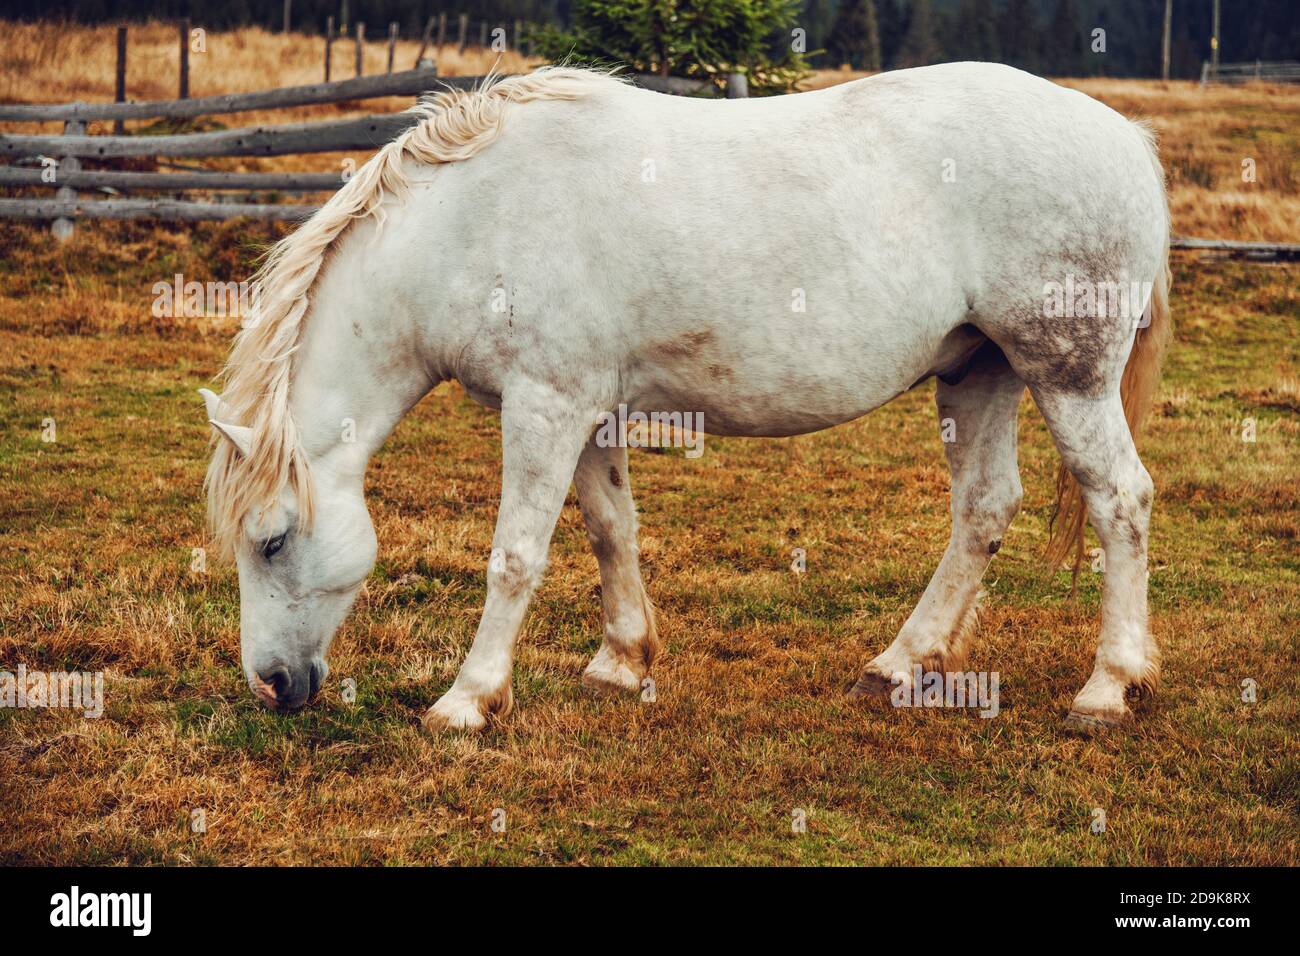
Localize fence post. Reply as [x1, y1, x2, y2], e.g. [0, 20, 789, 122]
[325, 16, 333, 82]
[179, 18, 190, 99]
[436, 13, 447, 50]
[283, 0, 291, 34]
[1161, 0, 1171, 81]
[52, 119, 84, 242]
[457, 14, 468, 54]
[415, 15, 436, 67]
[726, 72, 749, 98]
[355, 22, 365, 78]
[514, 20, 522, 52]
[478, 21, 487, 49]
[387, 22, 398, 74]
[1200, 60, 1209, 87]
[113, 26, 127, 135]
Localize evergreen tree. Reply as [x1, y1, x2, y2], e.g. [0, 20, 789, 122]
[999, 0, 1040, 72]
[876, 0, 905, 69]
[895, 0, 941, 68]
[801, 0, 838, 60]
[532, 0, 812, 94]
[1043, 0, 1085, 77]
[955, 0, 1000, 62]
[827, 0, 882, 71]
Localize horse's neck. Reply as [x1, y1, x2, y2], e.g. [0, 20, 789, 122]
[289, 287, 438, 472]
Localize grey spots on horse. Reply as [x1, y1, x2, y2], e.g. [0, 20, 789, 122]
[988, 246, 1137, 396]
[608, 465, 622, 488]
[1112, 500, 1146, 555]
[352, 320, 363, 338]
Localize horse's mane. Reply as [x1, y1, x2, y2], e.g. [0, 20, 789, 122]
[205, 67, 621, 556]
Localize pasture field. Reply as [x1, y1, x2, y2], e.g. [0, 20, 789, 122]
[1, 24, 1298, 865]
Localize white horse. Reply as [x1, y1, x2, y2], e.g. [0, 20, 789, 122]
[201, 63, 1170, 733]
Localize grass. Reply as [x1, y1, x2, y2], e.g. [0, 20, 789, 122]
[1, 231, 1296, 865]
[0, 24, 1297, 866]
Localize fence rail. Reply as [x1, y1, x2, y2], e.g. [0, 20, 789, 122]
[0, 67, 474, 123]
[0, 198, 314, 221]
[1, 113, 416, 160]
[1169, 236, 1300, 261]
[0, 167, 342, 191]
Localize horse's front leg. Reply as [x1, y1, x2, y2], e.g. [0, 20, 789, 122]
[423, 382, 594, 732]
[573, 439, 660, 694]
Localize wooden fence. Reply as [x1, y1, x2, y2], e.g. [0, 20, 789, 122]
[0, 33, 1295, 260]
[0, 64, 725, 234]
[1201, 60, 1300, 86]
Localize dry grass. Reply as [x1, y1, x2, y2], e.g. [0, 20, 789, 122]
[0, 26, 1297, 866]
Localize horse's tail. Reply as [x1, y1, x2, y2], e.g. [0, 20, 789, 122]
[1044, 122, 1172, 585]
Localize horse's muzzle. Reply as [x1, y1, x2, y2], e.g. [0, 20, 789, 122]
[251, 660, 323, 712]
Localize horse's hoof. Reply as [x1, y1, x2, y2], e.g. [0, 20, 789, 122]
[422, 694, 488, 733]
[846, 670, 894, 700]
[581, 647, 644, 696]
[1063, 708, 1129, 735]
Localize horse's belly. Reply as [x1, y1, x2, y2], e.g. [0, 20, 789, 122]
[624, 322, 981, 438]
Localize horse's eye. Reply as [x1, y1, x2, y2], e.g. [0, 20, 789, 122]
[262, 534, 286, 559]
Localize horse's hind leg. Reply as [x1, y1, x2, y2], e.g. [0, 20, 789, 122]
[573, 438, 660, 694]
[1031, 387, 1158, 730]
[850, 342, 1024, 698]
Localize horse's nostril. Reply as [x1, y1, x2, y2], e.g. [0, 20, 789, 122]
[258, 665, 292, 701]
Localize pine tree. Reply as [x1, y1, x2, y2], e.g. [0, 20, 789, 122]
[828, 0, 883, 71]
[896, 0, 942, 69]
[876, 0, 905, 69]
[1000, 0, 1041, 72]
[956, 0, 1001, 62]
[1044, 0, 1085, 77]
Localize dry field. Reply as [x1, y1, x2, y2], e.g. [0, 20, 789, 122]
[0, 23, 1297, 865]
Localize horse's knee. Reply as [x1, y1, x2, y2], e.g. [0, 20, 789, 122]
[954, 477, 1022, 552]
[488, 544, 546, 597]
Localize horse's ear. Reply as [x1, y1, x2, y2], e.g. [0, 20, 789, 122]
[198, 387, 228, 421]
[199, 388, 252, 456]
[210, 419, 253, 457]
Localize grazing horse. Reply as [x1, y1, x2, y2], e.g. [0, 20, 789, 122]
[201, 63, 1170, 733]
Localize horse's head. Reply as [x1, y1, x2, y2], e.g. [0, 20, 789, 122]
[201, 389, 377, 712]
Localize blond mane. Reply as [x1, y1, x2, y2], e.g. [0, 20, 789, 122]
[205, 67, 619, 556]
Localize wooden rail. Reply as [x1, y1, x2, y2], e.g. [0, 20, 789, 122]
[1170, 236, 1300, 261]
[0, 167, 343, 191]
[0, 198, 316, 221]
[0, 70, 710, 124]
[0, 113, 418, 160]
[0, 67, 471, 123]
